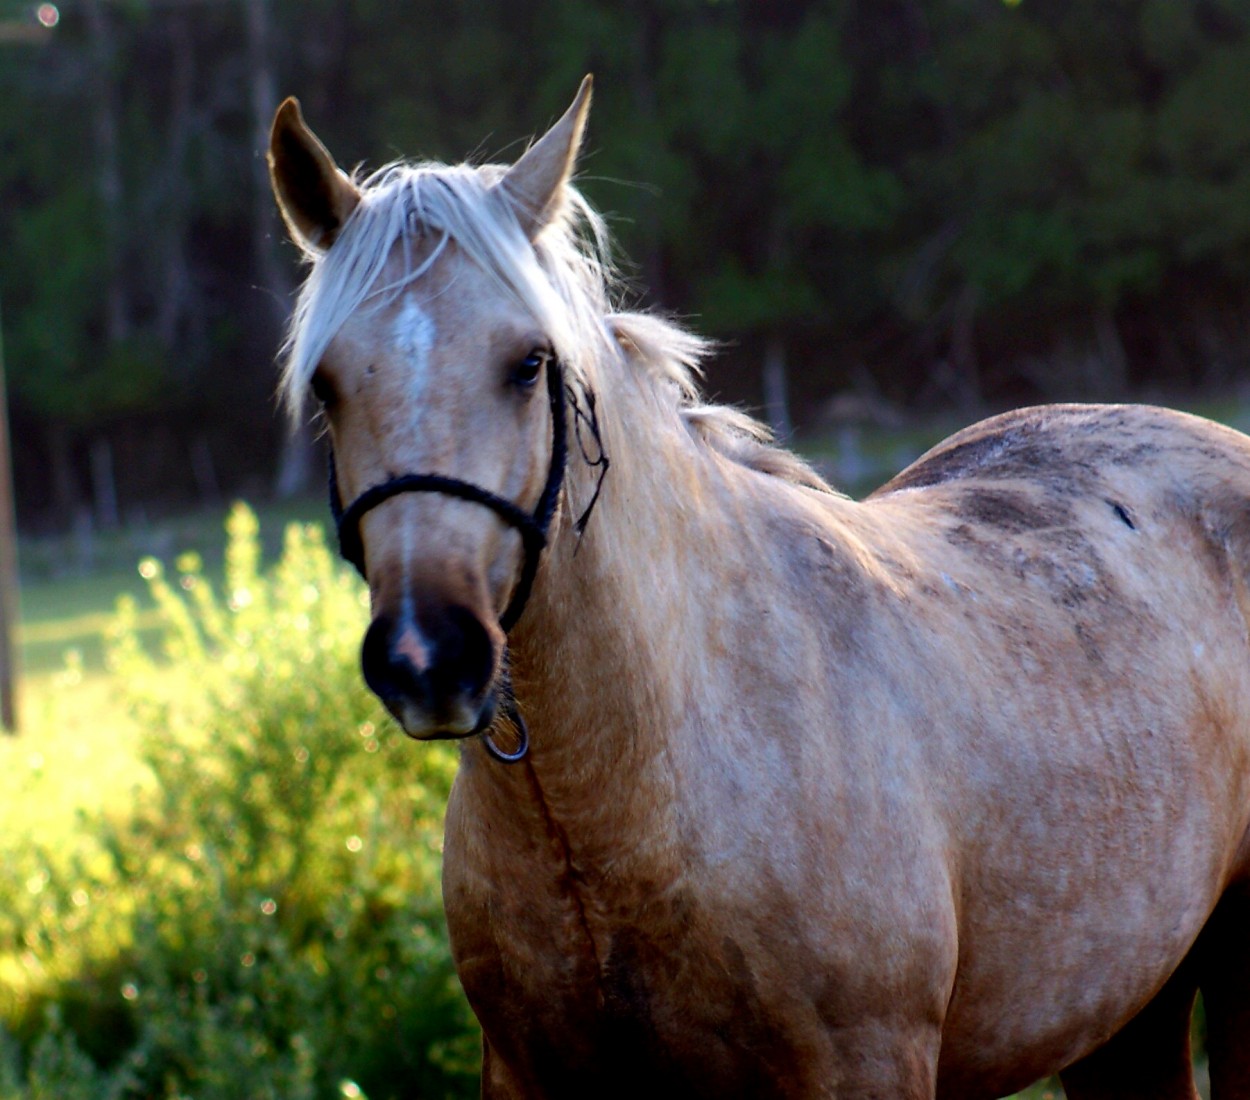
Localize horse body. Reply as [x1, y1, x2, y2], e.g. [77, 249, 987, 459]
[445, 388, 1250, 1098]
[269, 81, 1250, 1097]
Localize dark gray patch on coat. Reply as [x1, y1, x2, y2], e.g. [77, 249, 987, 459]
[953, 488, 1073, 533]
[877, 407, 1167, 499]
[1072, 621, 1103, 665]
[1108, 500, 1137, 530]
[942, 509, 1123, 615]
[769, 519, 875, 648]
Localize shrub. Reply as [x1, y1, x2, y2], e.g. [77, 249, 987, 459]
[0, 505, 479, 1099]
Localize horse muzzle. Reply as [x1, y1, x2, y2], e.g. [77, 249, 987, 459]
[360, 606, 500, 739]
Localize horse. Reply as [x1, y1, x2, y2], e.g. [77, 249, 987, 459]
[268, 78, 1250, 1098]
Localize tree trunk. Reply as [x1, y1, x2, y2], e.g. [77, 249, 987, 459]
[628, 7, 666, 304]
[949, 282, 983, 417]
[762, 212, 794, 441]
[762, 335, 793, 441]
[245, 0, 315, 498]
[48, 421, 79, 526]
[0, 306, 20, 731]
[190, 435, 221, 505]
[154, 13, 195, 353]
[1094, 305, 1129, 399]
[89, 437, 120, 531]
[82, 0, 130, 347]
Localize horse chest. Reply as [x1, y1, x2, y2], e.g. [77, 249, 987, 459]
[455, 897, 832, 1098]
[444, 745, 954, 1094]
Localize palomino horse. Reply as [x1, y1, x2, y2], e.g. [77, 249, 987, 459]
[269, 79, 1250, 1098]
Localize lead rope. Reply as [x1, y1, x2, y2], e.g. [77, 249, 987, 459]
[328, 359, 570, 764]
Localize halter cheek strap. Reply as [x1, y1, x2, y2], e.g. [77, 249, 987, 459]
[328, 359, 569, 762]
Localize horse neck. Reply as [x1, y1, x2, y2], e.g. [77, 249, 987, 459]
[517, 371, 717, 765]
[450, 347, 879, 908]
[461, 359, 756, 865]
[490, 352, 830, 835]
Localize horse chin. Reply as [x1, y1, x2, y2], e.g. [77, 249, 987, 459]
[390, 691, 497, 742]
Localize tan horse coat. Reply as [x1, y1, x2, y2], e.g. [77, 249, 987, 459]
[448, 397, 1250, 1099]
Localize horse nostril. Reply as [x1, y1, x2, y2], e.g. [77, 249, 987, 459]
[361, 614, 427, 704]
[421, 605, 496, 702]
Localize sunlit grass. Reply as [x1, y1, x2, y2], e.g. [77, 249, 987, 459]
[16, 495, 325, 678]
[1, 504, 476, 1096]
[1, 667, 144, 814]
[0, 663, 148, 1031]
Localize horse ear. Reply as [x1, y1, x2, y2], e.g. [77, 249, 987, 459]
[499, 75, 593, 240]
[268, 97, 361, 253]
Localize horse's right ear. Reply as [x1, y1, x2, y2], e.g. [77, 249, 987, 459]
[268, 97, 360, 253]
[499, 75, 593, 241]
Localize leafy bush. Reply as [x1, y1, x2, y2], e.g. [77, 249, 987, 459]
[0, 505, 479, 1099]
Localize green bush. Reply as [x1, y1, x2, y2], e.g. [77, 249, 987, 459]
[0, 505, 479, 1099]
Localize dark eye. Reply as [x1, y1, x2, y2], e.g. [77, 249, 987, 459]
[310, 368, 337, 409]
[510, 349, 550, 389]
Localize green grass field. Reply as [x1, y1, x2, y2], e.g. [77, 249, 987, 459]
[18, 496, 326, 676]
[2, 501, 476, 1097]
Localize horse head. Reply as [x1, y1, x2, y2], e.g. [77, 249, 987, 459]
[267, 79, 593, 742]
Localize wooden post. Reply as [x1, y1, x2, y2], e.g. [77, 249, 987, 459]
[0, 0, 61, 734]
[0, 300, 20, 732]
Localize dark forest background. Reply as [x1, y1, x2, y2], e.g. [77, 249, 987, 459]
[4, 0, 1250, 532]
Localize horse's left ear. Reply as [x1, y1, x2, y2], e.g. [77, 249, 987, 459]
[499, 75, 593, 241]
[268, 97, 361, 253]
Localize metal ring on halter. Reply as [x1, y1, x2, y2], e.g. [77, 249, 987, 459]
[326, 358, 569, 763]
[485, 696, 530, 763]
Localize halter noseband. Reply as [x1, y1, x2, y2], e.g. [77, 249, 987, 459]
[328, 358, 569, 764]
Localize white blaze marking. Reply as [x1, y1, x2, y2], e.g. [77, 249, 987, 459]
[393, 293, 436, 408]
[392, 293, 434, 682]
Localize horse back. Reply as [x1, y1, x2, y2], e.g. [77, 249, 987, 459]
[878, 402, 1250, 511]
[867, 403, 1250, 636]
[852, 404, 1250, 1089]
[863, 403, 1250, 831]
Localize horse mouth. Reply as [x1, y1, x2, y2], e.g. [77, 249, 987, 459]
[386, 689, 498, 742]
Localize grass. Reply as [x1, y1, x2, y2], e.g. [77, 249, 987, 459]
[16, 495, 325, 678]
[0, 497, 332, 1033]
[3, 502, 474, 1098]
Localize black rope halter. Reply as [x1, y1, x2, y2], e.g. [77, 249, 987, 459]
[328, 357, 570, 764]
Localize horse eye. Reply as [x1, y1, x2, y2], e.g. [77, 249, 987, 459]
[510, 349, 549, 389]
[310, 369, 337, 409]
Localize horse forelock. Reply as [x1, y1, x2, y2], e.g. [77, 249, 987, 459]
[278, 155, 833, 494]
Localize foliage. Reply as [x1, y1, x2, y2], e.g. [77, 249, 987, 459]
[5, 0, 1250, 523]
[0, 504, 479, 1099]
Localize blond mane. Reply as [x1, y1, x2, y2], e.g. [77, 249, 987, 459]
[280, 158, 831, 493]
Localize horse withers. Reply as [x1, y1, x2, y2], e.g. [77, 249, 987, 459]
[269, 78, 1250, 1098]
